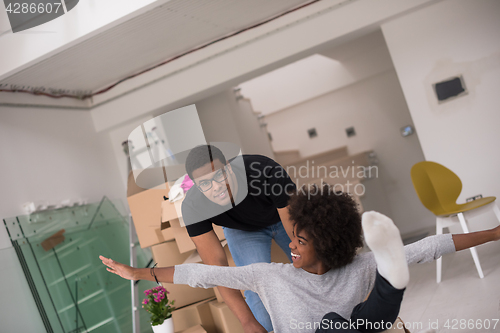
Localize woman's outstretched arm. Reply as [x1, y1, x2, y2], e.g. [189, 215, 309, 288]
[404, 224, 500, 265]
[99, 255, 174, 283]
[99, 255, 257, 292]
[452, 224, 500, 251]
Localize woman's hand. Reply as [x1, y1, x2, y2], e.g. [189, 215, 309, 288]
[100, 255, 136, 280]
[492, 225, 500, 242]
[452, 224, 500, 251]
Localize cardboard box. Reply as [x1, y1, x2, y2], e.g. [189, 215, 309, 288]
[172, 297, 216, 333]
[172, 226, 196, 254]
[171, 219, 226, 253]
[209, 300, 244, 333]
[127, 170, 176, 248]
[213, 286, 224, 304]
[177, 325, 207, 333]
[151, 241, 216, 308]
[162, 198, 184, 222]
[213, 240, 287, 303]
[176, 239, 237, 303]
[212, 285, 244, 304]
[160, 225, 175, 241]
[213, 225, 225, 242]
[180, 239, 243, 303]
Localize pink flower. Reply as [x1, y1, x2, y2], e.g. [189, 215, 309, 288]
[142, 299, 149, 305]
[155, 286, 166, 293]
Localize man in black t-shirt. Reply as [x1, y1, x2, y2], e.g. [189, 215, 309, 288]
[181, 145, 296, 333]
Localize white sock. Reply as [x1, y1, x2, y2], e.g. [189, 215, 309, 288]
[362, 211, 409, 289]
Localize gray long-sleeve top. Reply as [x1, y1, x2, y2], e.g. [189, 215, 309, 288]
[174, 234, 456, 333]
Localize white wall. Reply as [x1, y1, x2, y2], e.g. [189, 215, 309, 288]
[382, 0, 500, 231]
[195, 89, 275, 158]
[0, 246, 45, 332]
[195, 91, 243, 148]
[230, 97, 275, 158]
[239, 54, 346, 115]
[0, 107, 126, 224]
[265, 69, 432, 235]
[239, 31, 395, 115]
[108, 114, 153, 186]
[0, 106, 126, 332]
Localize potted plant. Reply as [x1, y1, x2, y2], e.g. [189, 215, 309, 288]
[142, 286, 175, 333]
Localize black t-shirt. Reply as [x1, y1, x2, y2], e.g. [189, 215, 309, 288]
[182, 155, 296, 237]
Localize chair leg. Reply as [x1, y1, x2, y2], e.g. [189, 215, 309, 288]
[457, 213, 485, 279]
[436, 218, 443, 283]
[493, 204, 500, 224]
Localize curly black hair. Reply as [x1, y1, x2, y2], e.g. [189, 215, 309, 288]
[185, 145, 227, 180]
[288, 183, 363, 271]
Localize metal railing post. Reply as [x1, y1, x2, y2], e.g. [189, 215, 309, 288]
[129, 215, 140, 333]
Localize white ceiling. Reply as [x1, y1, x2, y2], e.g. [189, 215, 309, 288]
[238, 30, 394, 115]
[0, 0, 313, 94]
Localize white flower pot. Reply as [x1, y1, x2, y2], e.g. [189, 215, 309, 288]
[152, 317, 174, 333]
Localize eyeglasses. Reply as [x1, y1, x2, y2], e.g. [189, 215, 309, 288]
[196, 167, 229, 192]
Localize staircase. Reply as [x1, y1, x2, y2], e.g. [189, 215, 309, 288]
[274, 146, 377, 212]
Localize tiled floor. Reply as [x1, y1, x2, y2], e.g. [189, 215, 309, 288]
[398, 238, 500, 333]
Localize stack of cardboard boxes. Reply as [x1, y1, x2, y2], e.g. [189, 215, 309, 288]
[127, 170, 250, 333]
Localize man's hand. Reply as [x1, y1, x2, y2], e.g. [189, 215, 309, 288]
[100, 255, 136, 280]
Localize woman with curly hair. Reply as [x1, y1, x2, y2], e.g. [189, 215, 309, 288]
[100, 184, 500, 333]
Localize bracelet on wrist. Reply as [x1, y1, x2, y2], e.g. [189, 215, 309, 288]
[150, 262, 160, 285]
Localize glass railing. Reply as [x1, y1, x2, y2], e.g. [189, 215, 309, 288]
[3, 197, 156, 333]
